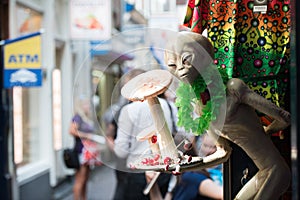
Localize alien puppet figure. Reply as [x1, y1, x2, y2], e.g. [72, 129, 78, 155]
[164, 31, 291, 200]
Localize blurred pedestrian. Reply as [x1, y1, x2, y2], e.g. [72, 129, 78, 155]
[144, 133, 223, 200]
[113, 82, 174, 200]
[69, 96, 101, 200]
[102, 68, 149, 200]
[171, 134, 223, 200]
[103, 68, 146, 151]
[172, 170, 223, 200]
[145, 171, 177, 200]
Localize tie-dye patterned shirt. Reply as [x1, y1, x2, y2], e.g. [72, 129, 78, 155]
[183, 0, 290, 108]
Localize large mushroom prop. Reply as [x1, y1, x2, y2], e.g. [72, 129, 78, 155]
[121, 69, 179, 163]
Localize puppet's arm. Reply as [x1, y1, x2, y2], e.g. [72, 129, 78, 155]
[227, 78, 291, 135]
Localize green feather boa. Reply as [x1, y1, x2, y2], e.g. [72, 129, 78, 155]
[175, 68, 229, 135]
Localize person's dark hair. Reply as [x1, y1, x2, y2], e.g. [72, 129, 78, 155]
[120, 68, 146, 88]
[112, 68, 146, 137]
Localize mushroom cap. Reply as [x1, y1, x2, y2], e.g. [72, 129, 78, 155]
[121, 69, 173, 101]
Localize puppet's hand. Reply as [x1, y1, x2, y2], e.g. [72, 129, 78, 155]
[203, 137, 231, 164]
[263, 126, 268, 134]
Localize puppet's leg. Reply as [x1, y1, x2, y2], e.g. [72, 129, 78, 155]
[235, 162, 290, 200]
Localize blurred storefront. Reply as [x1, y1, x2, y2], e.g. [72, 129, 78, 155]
[1, 0, 145, 199]
[5, 0, 74, 199]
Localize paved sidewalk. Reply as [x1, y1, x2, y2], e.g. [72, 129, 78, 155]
[58, 165, 117, 200]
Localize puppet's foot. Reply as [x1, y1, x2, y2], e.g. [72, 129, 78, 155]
[200, 140, 232, 169]
[203, 147, 227, 163]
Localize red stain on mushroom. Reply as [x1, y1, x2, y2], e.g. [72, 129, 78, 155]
[151, 135, 157, 143]
[164, 157, 172, 165]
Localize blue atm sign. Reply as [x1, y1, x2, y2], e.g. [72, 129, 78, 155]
[8, 54, 39, 64]
[2, 32, 42, 88]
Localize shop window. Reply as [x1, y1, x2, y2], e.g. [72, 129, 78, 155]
[52, 69, 62, 150]
[16, 4, 43, 35]
[13, 87, 42, 167]
[14, 4, 44, 168]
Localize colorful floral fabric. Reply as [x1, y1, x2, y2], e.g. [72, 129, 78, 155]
[183, 0, 290, 108]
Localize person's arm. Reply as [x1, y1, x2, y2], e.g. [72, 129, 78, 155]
[69, 121, 78, 137]
[145, 171, 163, 200]
[69, 114, 84, 137]
[104, 123, 116, 151]
[164, 175, 177, 200]
[114, 106, 132, 158]
[199, 179, 223, 200]
[69, 121, 105, 143]
[105, 123, 117, 139]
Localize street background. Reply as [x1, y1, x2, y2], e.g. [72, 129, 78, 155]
[54, 165, 116, 200]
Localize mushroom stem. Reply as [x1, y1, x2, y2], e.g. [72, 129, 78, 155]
[147, 97, 179, 160]
[148, 137, 161, 155]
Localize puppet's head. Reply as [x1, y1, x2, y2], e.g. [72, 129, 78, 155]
[164, 31, 215, 85]
[164, 31, 228, 136]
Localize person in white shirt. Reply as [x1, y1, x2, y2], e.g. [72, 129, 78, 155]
[113, 95, 174, 200]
